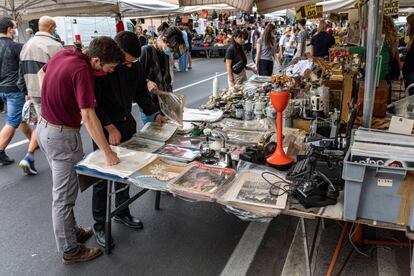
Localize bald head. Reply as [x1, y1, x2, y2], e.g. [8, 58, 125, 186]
[38, 16, 56, 34]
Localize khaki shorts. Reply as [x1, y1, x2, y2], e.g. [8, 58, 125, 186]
[31, 96, 41, 119]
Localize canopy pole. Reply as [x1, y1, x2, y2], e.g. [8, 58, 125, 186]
[362, 0, 383, 127]
[361, 1, 368, 47]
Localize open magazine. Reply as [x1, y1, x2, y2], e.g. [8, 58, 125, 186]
[217, 171, 289, 216]
[169, 162, 236, 202]
[76, 146, 157, 178]
[129, 157, 191, 191]
[120, 136, 164, 153]
[158, 92, 185, 126]
[137, 122, 177, 142]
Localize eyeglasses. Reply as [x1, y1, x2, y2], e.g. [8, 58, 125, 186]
[100, 63, 117, 72]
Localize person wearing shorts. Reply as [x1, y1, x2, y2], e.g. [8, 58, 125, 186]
[0, 17, 29, 166]
[18, 16, 62, 175]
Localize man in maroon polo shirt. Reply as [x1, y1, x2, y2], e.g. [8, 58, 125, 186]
[36, 37, 124, 264]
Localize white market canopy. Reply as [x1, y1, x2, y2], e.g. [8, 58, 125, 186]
[121, 2, 235, 18]
[0, 0, 119, 20]
[0, 0, 237, 20]
[2, 0, 414, 21]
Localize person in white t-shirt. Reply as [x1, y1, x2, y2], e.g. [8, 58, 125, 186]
[278, 26, 291, 67]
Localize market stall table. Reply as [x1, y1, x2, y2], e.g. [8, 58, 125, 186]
[75, 166, 414, 276]
[76, 169, 162, 254]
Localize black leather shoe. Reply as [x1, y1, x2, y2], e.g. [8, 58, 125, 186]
[114, 215, 143, 230]
[92, 224, 114, 248]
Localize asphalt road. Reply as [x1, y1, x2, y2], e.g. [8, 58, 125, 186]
[0, 56, 411, 276]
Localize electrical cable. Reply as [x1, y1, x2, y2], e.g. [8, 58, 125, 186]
[261, 171, 293, 198]
[348, 223, 371, 258]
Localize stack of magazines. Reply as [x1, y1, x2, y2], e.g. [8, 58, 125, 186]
[168, 162, 236, 202]
[217, 170, 289, 216]
[350, 128, 414, 169]
[129, 157, 191, 191]
[76, 146, 157, 178]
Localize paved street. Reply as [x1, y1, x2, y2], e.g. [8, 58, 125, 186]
[0, 57, 411, 276]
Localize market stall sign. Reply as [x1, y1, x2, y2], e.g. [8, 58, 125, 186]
[384, 0, 399, 16]
[296, 4, 323, 20]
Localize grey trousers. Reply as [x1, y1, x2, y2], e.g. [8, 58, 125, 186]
[36, 121, 83, 253]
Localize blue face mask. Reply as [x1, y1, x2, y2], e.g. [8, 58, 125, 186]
[163, 47, 173, 56]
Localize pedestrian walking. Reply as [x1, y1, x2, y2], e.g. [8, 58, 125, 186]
[255, 23, 277, 76]
[18, 16, 63, 175]
[0, 17, 32, 166]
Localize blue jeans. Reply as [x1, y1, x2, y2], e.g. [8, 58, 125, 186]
[140, 112, 159, 126]
[179, 51, 188, 71]
[252, 48, 257, 63]
[0, 92, 25, 128]
[282, 56, 293, 69]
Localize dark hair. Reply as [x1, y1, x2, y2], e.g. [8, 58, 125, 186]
[157, 22, 185, 49]
[231, 29, 247, 65]
[242, 28, 249, 40]
[262, 23, 276, 48]
[114, 31, 141, 58]
[0, 17, 14, 34]
[298, 19, 307, 27]
[86, 36, 124, 64]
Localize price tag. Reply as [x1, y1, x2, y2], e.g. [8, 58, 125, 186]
[389, 116, 414, 135]
[296, 5, 323, 20]
[378, 178, 393, 187]
[384, 0, 399, 16]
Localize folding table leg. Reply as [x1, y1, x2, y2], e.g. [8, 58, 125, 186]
[300, 217, 312, 276]
[411, 244, 413, 276]
[105, 180, 112, 254]
[155, 191, 161, 210]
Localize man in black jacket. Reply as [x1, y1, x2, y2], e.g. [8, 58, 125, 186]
[0, 17, 32, 165]
[92, 31, 166, 247]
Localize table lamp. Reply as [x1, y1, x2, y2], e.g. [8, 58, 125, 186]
[266, 90, 293, 171]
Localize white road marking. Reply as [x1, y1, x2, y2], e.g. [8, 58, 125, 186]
[174, 71, 227, 92]
[174, 62, 253, 92]
[132, 71, 228, 106]
[6, 139, 29, 150]
[220, 221, 270, 276]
